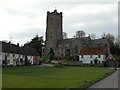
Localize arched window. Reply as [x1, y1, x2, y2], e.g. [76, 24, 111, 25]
[74, 46, 79, 54]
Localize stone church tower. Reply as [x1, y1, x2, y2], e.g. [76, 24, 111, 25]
[44, 10, 63, 56]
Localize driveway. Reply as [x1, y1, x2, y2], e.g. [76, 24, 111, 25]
[87, 68, 119, 89]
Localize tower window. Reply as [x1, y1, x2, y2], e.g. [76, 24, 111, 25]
[50, 32, 53, 38]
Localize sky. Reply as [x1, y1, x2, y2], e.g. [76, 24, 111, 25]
[0, 0, 119, 46]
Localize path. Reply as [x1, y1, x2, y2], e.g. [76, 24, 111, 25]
[87, 69, 119, 89]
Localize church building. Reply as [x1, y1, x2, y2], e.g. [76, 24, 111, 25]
[44, 10, 110, 60]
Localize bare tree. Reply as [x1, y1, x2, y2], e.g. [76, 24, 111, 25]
[76, 30, 85, 38]
[101, 33, 115, 43]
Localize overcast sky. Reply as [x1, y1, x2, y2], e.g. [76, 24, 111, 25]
[0, 0, 119, 45]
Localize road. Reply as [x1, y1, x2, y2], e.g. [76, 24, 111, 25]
[87, 68, 119, 89]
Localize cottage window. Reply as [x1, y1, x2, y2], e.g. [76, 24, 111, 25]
[90, 61, 93, 64]
[99, 61, 101, 64]
[7, 60, 10, 64]
[81, 55, 83, 58]
[7, 53, 10, 56]
[98, 55, 101, 58]
[90, 55, 93, 58]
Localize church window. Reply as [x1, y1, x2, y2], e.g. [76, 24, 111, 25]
[50, 18, 53, 25]
[74, 46, 78, 54]
[65, 49, 70, 56]
[50, 32, 53, 38]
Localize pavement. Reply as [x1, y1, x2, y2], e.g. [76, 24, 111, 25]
[39, 63, 55, 67]
[87, 68, 119, 89]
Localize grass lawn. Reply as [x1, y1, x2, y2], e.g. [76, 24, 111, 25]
[2, 66, 115, 88]
[0, 68, 2, 89]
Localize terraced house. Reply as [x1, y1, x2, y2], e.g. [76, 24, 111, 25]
[0, 41, 40, 66]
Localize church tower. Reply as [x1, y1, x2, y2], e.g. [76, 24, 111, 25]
[44, 10, 63, 56]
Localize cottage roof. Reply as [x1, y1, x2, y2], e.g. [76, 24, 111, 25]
[1, 41, 39, 56]
[1, 41, 23, 54]
[22, 45, 39, 56]
[80, 46, 109, 55]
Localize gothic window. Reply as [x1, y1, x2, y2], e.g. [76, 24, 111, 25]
[50, 32, 53, 38]
[74, 46, 78, 54]
[65, 49, 70, 56]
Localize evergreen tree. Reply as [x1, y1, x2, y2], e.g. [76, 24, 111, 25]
[24, 35, 44, 57]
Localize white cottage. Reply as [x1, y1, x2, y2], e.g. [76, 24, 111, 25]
[79, 46, 109, 64]
[22, 45, 40, 65]
[0, 41, 25, 66]
[0, 41, 40, 66]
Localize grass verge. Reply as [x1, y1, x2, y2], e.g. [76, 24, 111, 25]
[2, 66, 115, 89]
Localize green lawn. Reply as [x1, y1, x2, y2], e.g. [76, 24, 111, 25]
[2, 66, 115, 88]
[0, 68, 2, 89]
